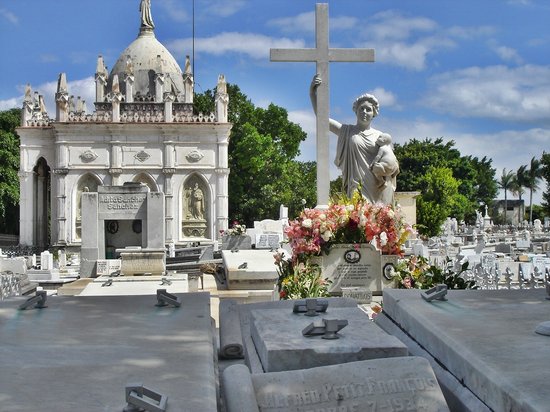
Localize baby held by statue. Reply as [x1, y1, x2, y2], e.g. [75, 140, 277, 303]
[370, 133, 399, 190]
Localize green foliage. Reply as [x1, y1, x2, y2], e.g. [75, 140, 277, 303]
[274, 252, 331, 300]
[0, 108, 21, 234]
[416, 167, 463, 237]
[195, 84, 316, 225]
[393, 255, 476, 290]
[394, 138, 497, 236]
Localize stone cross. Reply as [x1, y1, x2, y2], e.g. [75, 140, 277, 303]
[270, 3, 374, 207]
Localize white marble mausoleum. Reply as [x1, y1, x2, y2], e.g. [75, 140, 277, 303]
[16, 4, 230, 252]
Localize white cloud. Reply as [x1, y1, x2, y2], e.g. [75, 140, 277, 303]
[268, 11, 358, 35]
[40, 54, 59, 63]
[0, 97, 20, 111]
[446, 25, 496, 39]
[202, 0, 247, 18]
[368, 10, 437, 41]
[157, 0, 189, 22]
[167, 33, 305, 60]
[0, 8, 18, 24]
[424, 65, 550, 123]
[368, 87, 398, 110]
[488, 41, 523, 64]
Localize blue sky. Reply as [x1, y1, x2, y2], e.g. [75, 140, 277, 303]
[1, 0, 548, 204]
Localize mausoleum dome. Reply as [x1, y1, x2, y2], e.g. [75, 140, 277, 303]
[108, 30, 185, 100]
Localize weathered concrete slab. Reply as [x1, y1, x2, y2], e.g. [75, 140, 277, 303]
[223, 358, 449, 412]
[251, 306, 407, 372]
[222, 249, 278, 290]
[237, 298, 359, 374]
[78, 274, 188, 296]
[0, 293, 217, 412]
[382, 288, 550, 412]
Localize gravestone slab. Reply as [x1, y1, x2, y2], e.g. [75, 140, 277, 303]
[223, 358, 449, 412]
[314, 244, 381, 293]
[0, 293, 217, 411]
[255, 233, 283, 249]
[95, 258, 122, 276]
[222, 249, 279, 290]
[381, 288, 550, 412]
[222, 234, 252, 250]
[250, 306, 407, 372]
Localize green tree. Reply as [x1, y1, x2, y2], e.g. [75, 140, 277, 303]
[541, 152, 550, 216]
[521, 156, 543, 224]
[394, 138, 497, 234]
[194, 84, 316, 225]
[416, 167, 463, 237]
[497, 168, 515, 224]
[0, 108, 20, 235]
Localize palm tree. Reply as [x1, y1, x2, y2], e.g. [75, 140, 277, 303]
[523, 156, 543, 224]
[497, 168, 514, 224]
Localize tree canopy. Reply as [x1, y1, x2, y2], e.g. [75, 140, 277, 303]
[0, 108, 20, 234]
[394, 138, 497, 236]
[194, 84, 316, 226]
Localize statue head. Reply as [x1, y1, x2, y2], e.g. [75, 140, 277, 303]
[352, 93, 379, 117]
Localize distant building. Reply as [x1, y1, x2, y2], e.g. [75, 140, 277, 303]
[491, 199, 525, 225]
[17, 3, 230, 252]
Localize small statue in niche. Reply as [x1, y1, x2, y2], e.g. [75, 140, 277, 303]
[191, 183, 204, 220]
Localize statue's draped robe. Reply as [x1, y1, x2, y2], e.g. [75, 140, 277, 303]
[140, 0, 155, 29]
[335, 125, 396, 204]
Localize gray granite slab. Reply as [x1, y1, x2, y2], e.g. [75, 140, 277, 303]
[251, 306, 407, 372]
[382, 288, 550, 412]
[0, 293, 217, 412]
[236, 297, 359, 373]
[223, 357, 449, 412]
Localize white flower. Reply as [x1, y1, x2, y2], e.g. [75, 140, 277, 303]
[321, 230, 332, 242]
[379, 231, 388, 246]
[319, 213, 327, 221]
[359, 214, 368, 227]
[302, 218, 313, 228]
[346, 205, 354, 212]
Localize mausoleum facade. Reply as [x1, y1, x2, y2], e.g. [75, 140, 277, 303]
[16, 4, 230, 251]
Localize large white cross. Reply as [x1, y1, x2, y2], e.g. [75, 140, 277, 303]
[270, 3, 374, 208]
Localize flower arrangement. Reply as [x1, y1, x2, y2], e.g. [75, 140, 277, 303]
[274, 251, 331, 300]
[285, 191, 414, 260]
[392, 255, 477, 290]
[221, 220, 247, 237]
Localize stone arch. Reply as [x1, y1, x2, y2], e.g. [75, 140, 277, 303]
[132, 172, 159, 192]
[74, 173, 103, 240]
[33, 157, 51, 249]
[181, 173, 210, 238]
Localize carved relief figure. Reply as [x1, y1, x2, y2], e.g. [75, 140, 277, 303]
[310, 75, 399, 204]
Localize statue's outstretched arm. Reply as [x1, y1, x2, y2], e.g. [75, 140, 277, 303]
[309, 74, 341, 135]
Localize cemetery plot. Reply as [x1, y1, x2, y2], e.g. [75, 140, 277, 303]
[222, 358, 449, 412]
[250, 305, 407, 372]
[0, 293, 218, 412]
[381, 288, 550, 412]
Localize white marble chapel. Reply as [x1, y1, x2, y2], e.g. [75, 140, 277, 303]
[16, 1, 231, 252]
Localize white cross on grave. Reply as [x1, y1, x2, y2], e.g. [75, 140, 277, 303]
[270, 3, 375, 208]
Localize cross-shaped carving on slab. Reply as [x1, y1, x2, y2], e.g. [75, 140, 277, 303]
[270, 3, 375, 207]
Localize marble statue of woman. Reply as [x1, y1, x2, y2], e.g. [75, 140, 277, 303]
[140, 0, 155, 30]
[310, 75, 399, 204]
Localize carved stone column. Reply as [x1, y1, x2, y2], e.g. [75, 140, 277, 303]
[163, 168, 176, 242]
[53, 168, 69, 245]
[215, 168, 230, 235]
[18, 170, 34, 246]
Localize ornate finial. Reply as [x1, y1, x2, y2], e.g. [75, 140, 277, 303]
[140, 0, 155, 32]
